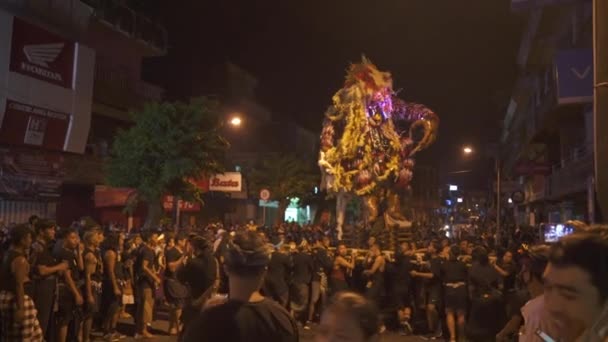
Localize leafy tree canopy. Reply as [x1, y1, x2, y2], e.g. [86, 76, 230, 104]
[106, 97, 229, 225]
[248, 154, 319, 224]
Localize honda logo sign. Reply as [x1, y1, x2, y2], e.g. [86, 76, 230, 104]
[9, 17, 75, 88]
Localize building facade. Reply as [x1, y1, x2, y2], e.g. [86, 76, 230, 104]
[502, 0, 595, 225]
[0, 0, 166, 227]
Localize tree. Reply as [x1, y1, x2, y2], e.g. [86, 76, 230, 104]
[248, 154, 319, 225]
[106, 97, 229, 228]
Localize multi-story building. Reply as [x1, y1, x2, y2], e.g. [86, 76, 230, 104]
[502, 0, 595, 225]
[185, 63, 319, 225]
[0, 0, 166, 227]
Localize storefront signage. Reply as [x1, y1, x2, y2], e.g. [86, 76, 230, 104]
[9, 17, 75, 88]
[209, 172, 242, 192]
[0, 100, 71, 150]
[555, 49, 594, 105]
[163, 196, 201, 212]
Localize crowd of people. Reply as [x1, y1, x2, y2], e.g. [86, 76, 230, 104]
[0, 216, 607, 342]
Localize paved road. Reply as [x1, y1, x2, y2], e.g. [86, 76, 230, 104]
[116, 318, 429, 341]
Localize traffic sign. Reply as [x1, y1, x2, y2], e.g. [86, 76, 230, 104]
[260, 188, 271, 201]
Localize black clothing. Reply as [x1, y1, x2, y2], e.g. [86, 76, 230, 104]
[82, 247, 103, 318]
[0, 249, 29, 294]
[164, 247, 183, 279]
[469, 262, 502, 298]
[422, 255, 443, 305]
[54, 247, 81, 285]
[101, 248, 124, 320]
[441, 259, 468, 311]
[164, 247, 187, 307]
[54, 246, 81, 325]
[311, 247, 332, 282]
[364, 255, 384, 303]
[178, 250, 218, 331]
[177, 251, 216, 300]
[30, 240, 59, 337]
[441, 259, 468, 284]
[83, 247, 103, 282]
[263, 251, 292, 302]
[183, 298, 299, 342]
[466, 262, 505, 341]
[393, 252, 413, 285]
[30, 240, 59, 280]
[392, 252, 413, 308]
[291, 252, 313, 285]
[135, 245, 156, 289]
[498, 260, 517, 293]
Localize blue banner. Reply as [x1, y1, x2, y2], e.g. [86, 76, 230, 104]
[555, 49, 594, 105]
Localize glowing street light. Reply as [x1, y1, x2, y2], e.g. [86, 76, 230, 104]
[229, 116, 242, 127]
[463, 146, 473, 154]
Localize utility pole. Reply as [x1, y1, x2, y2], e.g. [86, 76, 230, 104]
[594, 0, 608, 221]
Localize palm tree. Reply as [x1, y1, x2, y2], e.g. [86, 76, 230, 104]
[248, 154, 319, 224]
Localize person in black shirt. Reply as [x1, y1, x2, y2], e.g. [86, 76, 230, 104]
[466, 246, 504, 342]
[164, 232, 188, 335]
[30, 220, 68, 340]
[0, 224, 43, 341]
[363, 244, 386, 304]
[178, 234, 218, 336]
[263, 245, 293, 308]
[82, 229, 104, 342]
[290, 242, 313, 321]
[393, 241, 414, 335]
[493, 249, 517, 300]
[101, 232, 127, 340]
[134, 231, 161, 338]
[441, 245, 468, 342]
[411, 240, 443, 339]
[54, 227, 84, 342]
[183, 231, 298, 342]
[308, 237, 333, 327]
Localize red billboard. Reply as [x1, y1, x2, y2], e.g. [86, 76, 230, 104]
[9, 17, 75, 89]
[0, 100, 71, 150]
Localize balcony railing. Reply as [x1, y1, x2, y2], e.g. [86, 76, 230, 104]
[92, 0, 167, 55]
[1, 0, 167, 54]
[1, 0, 95, 35]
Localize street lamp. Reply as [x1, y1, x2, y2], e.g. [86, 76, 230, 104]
[462, 145, 502, 245]
[229, 116, 242, 127]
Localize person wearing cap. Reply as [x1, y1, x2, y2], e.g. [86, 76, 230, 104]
[183, 231, 298, 342]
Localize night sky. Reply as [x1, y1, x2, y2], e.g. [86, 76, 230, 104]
[141, 0, 523, 189]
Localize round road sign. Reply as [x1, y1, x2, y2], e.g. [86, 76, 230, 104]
[260, 189, 271, 201]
